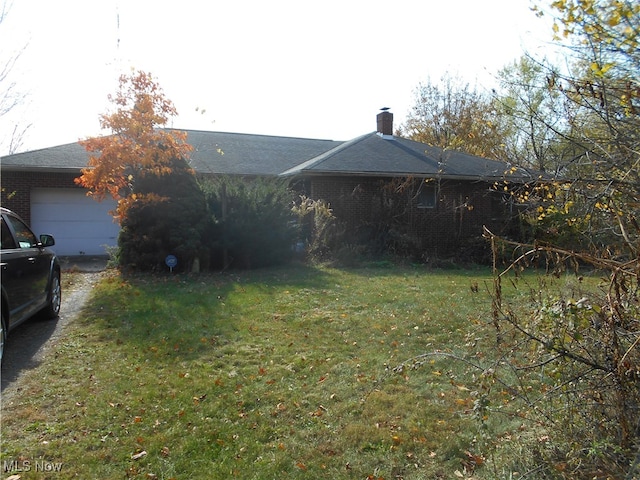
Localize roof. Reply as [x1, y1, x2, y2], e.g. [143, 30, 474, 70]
[0, 130, 343, 176]
[185, 130, 342, 176]
[1, 129, 536, 182]
[281, 132, 534, 182]
[1, 142, 89, 172]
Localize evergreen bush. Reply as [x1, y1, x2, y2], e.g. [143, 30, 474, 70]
[201, 176, 297, 269]
[118, 157, 210, 272]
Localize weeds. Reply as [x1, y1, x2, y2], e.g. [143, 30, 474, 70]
[483, 228, 640, 478]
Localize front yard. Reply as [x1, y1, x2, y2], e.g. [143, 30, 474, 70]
[1, 264, 553, 479]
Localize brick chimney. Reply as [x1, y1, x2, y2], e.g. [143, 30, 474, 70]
[376, 108, 393, 136]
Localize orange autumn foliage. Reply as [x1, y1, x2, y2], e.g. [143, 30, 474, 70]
[75, 71, 193, 222]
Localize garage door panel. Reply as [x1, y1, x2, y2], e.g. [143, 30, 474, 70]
[34, 220, 118, 238]
[31, 203, 116, 222]
[31, 188, 119, 256]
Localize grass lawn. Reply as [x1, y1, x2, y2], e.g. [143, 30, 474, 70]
[1, 264, 549, 479]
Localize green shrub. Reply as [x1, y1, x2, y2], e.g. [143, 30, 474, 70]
[118, 157, 210, 272]
[201, 176, 297, 269]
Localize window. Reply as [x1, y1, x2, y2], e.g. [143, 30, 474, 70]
[417, 182, 437, 209]
[1, 218, 17, 249]
[5, 215, 38, 248]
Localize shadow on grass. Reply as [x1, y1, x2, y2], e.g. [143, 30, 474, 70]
[81, 264, 336, 362]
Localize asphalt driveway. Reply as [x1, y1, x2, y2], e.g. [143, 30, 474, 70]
[1, 257, 109, 395]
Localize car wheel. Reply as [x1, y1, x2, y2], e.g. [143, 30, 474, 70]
[0, 312, 6, 364]
[45, 271, 61, 318]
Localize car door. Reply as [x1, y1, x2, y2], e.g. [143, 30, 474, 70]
[1, 214, 50, 324]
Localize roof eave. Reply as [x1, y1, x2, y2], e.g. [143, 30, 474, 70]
[280, 170, 535, 183]
[0, 166, 83, 173]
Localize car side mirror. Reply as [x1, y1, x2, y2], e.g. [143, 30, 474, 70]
[39, 234, 55, 247]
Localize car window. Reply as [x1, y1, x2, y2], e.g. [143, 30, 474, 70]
[1, 218, 17, 249]
[4, 215, 38, 248]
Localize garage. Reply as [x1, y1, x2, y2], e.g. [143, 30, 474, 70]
[31, 188, 119, 256]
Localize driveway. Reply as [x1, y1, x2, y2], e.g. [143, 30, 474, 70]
[1, 257, 109, 395]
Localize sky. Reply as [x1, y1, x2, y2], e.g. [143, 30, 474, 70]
[0, 0, 553, 155]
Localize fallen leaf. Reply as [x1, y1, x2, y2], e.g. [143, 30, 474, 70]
[131, 450, 147, 460]
[192, 394, 207, 405]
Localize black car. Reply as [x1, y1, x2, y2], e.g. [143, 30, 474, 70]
[1, 207, 61, 363]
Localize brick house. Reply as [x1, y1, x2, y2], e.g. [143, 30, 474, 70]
[0, 111, 533, 256]
[283, 110, 534, 256]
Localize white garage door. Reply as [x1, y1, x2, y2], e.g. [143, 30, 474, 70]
[31, 188, 119, 256]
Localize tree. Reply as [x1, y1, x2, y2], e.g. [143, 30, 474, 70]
[0, 1, 30, 154]
[480, 2, 640, 476]
[493, 56, 578, 173]
[398, 74, 508, 161]
[526, 0, 640, 255]
[76, 71, 209, 271]
[75, 71, 194, 222]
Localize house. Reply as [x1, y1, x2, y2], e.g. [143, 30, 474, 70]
[0, 111, 534, 257]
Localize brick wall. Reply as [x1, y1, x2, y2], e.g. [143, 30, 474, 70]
[310, 176, 509, 252]
[1, 171, 82, 224]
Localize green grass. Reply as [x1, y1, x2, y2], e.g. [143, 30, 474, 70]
[2, 264, 537, 479]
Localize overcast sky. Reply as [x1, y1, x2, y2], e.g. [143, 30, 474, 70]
[0, 0, 553, 155]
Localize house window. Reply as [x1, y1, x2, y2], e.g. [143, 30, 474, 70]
[417, 182, 437, 209]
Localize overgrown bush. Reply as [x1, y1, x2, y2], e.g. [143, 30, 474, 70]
[507, 181, 629, 257]
[482, 230, 640, 478]
[200, 176, 297, 269]
[291, 195, 340, 263]
[118, 157, 210, 272]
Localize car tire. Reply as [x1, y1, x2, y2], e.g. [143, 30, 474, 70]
[45, 271, 61, 318]
[0, 311, 6, 364]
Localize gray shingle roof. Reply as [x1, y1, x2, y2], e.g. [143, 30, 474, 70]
[185, 130, 342, 176]
[281, 132, 534, 182]
[1, 129, 536, 182]
[0, 130, 343, 176]
[0, 142, 89, 171]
